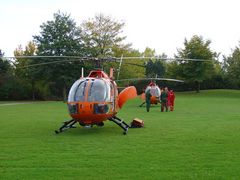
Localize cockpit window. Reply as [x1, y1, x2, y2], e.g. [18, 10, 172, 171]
[68, 79, 111, 102]
[68, 79, 87, 102]
[145, 86, 161, 97]
[88, 79, 110, 102]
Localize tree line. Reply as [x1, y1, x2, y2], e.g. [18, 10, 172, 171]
[0, 11, 240, 100]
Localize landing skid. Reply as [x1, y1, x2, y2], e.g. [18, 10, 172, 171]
[55, 117, 129, 135]
[55, 119, 77, 134]
[139, 102, 145, 107]
[108, 116, 130, 135]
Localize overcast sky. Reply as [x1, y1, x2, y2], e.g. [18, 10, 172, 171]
[1, 0, 240, 58]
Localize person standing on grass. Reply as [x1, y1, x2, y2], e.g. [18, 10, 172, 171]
[145, 89, 152, 112]
[168, 89, 175, 111]
[160, 87, 168, 112]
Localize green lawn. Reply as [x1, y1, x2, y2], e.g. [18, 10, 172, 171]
[0, 89, 240, 179]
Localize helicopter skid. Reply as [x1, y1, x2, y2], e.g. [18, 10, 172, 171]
[139, 102, 146, 107]
[55, 119, 77, 134]
[108, 116, 129, 135]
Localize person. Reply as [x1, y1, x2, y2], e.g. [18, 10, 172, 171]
[145, 89, 152, 112]
[168, 89, 175, 111]
[160, 87, 168, 112]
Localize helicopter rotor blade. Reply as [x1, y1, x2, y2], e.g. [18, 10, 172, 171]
[3, 55, 214, 62]
[3, 56, 118, 68]
[116, 78, 184, 83]
[114, 56, 214, 62]
[2, 55, 213, 69]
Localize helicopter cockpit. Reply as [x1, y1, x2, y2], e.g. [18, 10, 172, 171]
[68, 78, 111, 103]
[145, 86, 161, 97]
[88, 79, 111, 102]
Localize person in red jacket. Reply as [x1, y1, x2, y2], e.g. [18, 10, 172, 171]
[168, 89, 175, 111]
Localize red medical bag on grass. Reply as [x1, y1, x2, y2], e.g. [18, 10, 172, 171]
[130, 118, 144, 128]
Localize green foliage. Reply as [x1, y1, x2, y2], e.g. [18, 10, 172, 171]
[33, 11, 85, 100]
[223, 43, 240, 88]
[142, 47, 156, 57]
[14, 42, 45, 100]
[0, 49, 33, 100]
[81, 13, 129, 57]
[176, 35, 217, 92]
[0, 49, 3, 56]
[115, 49, 145, 86]
[33, 11, 83, 56]
[1, 90, 240, 179]
[141, 48, 167, 78]
[0, 49, 11, 75]
[145, 59, 166, 78]
[0, 75, 32, 100]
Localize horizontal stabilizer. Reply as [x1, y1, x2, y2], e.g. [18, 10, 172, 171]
[118, 86, 137, 109]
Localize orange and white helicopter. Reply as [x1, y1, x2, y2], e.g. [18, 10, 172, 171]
[116, 76, 184, 107]
[61, 66, 137, 135]
[6, 56, 137, 134]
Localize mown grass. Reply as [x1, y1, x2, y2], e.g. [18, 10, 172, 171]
[0, 89, 240, 179]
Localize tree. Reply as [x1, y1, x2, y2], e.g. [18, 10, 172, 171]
[81, 13, 129, 57]
[0, 49, 10, 75]
[223, 43, 240, 88]
[34, 11, 83, 56]
[0, 49, 31, 100]
[0, 49, 4, 57]
[176, 35, 217, 92]
[14, 42, 41, 100]
[143, 48, 166, 78]
[142, 47, 156, 57]
[33, 11, 85, 100]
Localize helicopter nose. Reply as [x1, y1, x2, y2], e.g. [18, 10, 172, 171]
[68, 103, 79, 114]
[93, 103, 110, 114]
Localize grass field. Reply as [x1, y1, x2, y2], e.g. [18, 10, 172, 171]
[0, 89, 240, 179]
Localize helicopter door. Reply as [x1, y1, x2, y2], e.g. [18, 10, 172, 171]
[110, 81, 117, 111]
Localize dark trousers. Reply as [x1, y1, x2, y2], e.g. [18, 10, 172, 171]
[161, 102, 168, 112]
[146, 100, 150, 112]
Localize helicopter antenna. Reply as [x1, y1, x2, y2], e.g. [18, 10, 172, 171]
[81, 67, 84, 78]
[154, 74, 158, 83]
[117, 54, 123, 80]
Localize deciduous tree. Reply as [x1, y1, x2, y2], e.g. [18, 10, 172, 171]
[223, 43, 240, 88]
[33, 11, 85, 100]
[176, 35, 217, 92]
[81, 13, 129, 57]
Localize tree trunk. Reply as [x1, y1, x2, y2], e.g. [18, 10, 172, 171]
[31, 81, 35, 101]
[63, 85, 67, 102]
[195, 81, 200, 93]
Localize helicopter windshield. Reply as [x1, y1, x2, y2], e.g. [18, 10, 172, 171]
[68, 78, 111, 102]
[68, 79, 88, 102]
[88, 79, 110, 102]
[145, 86, 161, 97]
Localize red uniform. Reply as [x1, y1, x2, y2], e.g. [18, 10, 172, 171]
[168, 90, 175, 111]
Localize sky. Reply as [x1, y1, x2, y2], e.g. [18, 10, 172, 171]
[0, 0, 240, 58]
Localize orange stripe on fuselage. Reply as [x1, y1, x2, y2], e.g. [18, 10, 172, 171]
[68, 102, 116, 124]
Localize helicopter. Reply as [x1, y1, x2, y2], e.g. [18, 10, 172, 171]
[138, 77, 184, 107]
[139, 81, 161, 107]
[116, 76, 184, 107]
[60, 66, 137, 135]
[4, 56, 138, 135]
